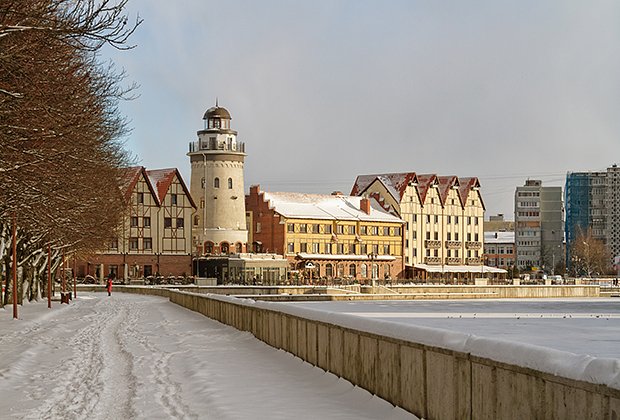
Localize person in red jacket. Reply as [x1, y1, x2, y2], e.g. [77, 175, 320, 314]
[106, 276, 113, 296]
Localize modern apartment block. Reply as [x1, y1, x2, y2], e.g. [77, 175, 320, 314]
[514, 180, 563, 272]
[565, 164, 620, 265]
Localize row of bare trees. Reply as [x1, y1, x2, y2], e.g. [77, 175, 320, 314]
[0, 0, 141, 304]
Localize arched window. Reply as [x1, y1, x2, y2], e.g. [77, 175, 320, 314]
[372, 263, 379, 279]
[214, 177, 220, 188]
[349, 264, 356, 277]
[325, 263, 333, 278]
[220, 242, 230, 254]
[384, 264, 391, 278]
[361, 264, 367, 278]
[337, 264, 344, 278]
[193, 215, 199, 226]
[228, 177, 233, 189]
[205, 241, 214, 254]
[235, 242, 242, 253]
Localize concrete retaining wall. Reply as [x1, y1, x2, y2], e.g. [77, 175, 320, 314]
[164, 290, 619, 420]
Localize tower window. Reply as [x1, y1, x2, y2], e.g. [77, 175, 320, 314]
[228, 178, 233, 189]
[214, 177, 220, 188]
[201, 177, 205, 189]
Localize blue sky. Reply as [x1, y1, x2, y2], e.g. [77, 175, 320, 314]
[102, 0, 620, 217]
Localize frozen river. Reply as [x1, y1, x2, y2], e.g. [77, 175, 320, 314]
[0, 293, 415, 420]
[293, 298, 620, 359]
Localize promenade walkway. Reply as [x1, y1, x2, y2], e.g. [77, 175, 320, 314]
[0, 293, 416, 420]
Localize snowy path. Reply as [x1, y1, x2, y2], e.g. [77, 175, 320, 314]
[0, 293, 416, 420]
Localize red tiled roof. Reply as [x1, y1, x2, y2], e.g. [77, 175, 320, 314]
[350, 172, 418, 201]
[458, 177, 485, 210]
[436, 175, 458, 206]
[146, 168, 197, 209]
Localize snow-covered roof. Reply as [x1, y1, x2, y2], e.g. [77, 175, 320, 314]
[484, 231, 515, 244]
[262, 192, 404, 223]
[297, 253, 396, 261]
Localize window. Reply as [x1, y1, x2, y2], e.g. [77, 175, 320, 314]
[324, 224, 332, 234]
[287, 243, 294, 253]
[201, 177, 205, 189]
[214, 177, 220, 188]
[372, 244, 379, 254]
[312, 224, 320, 234]
[371, 226, 378, 235]
[176, 218, 184, 228]
[434, 215, 438, 223]
[434, 231, 438, 240]
[361, 264, 367, 277]
[109, 238, 118, 250]
[349, 264, 356, 277]
[467, 216, 471, 225]
[300, 243, 308, 253]
[325, 243, 333, 254]
[200, 199, 205, 209]
[287, 223, 295, 233]
[336, 243, 344, 254]
[360, 244, 367, 254]
[383, 227, 390, 236]
[228, 178, 233, 189]
[235, 243, 242, 253]
[129, 237, 138, 250]
[256, 222, 262, 233]
[143, 265, 152, 277]
[137, 192, 144, 204]
[171, 194, 178, 205]
[325, 264, 333, 278]
[143, 237, 152, 250]
[426, 215, 431, 223]
[455, 216, 459, 224]
[474, 217, 479, 225]
[360, 226, 367, 235]
[194, 215, 199, 226]
[164, 217, 172, 228]
[337, 225, 344, 234]
[143, 217, 151, 228]
[467, 233, 471, 241]
[475, 233, 479, 241]
[299, 224, 308, 233]
[383, 244, 390, 254]
[447, 232, 451, 241]
[205, 242, 214, 253]
[447, 215, 451, 224]
[349, 225, 356, 235]
[394, 227, 400, 236]
[312, 243, 319, 253]
[455, 232, 459, 241]
[130, 217, 138, 227]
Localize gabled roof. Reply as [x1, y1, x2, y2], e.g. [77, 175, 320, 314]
[350, 172, 418, 201]
[458, 177, 485, 210]
[119, 166, 196, 209]
[415, 174, 438, 204]
[260, 191, 404, 223]
[146, 168, 197, 209]
[436, 176, 459, 206]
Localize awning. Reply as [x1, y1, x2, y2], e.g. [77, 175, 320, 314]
[296, 253, 395, 261]
[414, 263, 507, 274]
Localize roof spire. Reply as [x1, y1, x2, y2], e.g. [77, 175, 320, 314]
[216, 97, 219, 107]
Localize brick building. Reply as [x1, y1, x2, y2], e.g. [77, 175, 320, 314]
[245, 185, 405, 283]
[78, 166, 196, 282]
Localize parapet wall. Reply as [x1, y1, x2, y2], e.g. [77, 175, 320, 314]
[118, 287, 619, 419]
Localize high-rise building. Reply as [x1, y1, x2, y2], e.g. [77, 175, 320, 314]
[565, 164, 620, 266]
[514, 180, 563, 272]
[188, 103, 248, 255]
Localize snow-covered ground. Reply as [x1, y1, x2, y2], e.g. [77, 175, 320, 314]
[292, 298, 620, 358]
[0, 293, 416, 420]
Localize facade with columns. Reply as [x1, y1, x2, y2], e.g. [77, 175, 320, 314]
[188, 104, 248, 255]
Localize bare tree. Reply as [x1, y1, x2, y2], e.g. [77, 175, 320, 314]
[570, 227, 611, 277]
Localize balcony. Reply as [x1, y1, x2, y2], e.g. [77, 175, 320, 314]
[445, 241, 462, 249]
[465, 241, 481, 249]
[446, 257, 462, 265]
[466, 257, 482, 265]
[425, 240, 441, 249]
[425, 257, 441, 265]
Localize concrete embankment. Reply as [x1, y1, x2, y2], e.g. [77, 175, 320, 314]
[113, 286, 619, 419]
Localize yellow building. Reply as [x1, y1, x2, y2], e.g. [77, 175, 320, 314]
[352, 172, 503, 280]
[246, 186, 405, 282]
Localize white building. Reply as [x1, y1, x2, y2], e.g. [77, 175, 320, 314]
[188, 103, 248, 255]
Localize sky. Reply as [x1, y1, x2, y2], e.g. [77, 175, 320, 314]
[0, 293, 416, 419]
[102, 0, 620, 218]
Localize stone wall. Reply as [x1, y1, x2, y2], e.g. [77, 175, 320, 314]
[161, 289, 619, 420]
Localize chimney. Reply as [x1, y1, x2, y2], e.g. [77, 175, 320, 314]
[331, 191, 343, 196]
[250, 185, 260, 195]
[360, 197, 371, 214]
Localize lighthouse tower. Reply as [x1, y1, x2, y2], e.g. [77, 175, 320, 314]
[188, 103, 248, 255]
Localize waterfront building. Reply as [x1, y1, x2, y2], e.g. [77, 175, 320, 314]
[245, 185, 405, 282]
[514, 180, 563, 273]
[350, 172, 500, 280]
[78, 166, 196, 281]
[188, 102, 248, 255]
